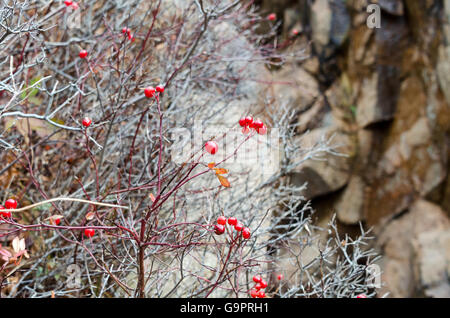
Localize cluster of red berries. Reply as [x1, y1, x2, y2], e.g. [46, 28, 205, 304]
[144, 85, 165, 98]
[249, 275, 268, 298]
[213, 216, 251, 239]
[121, 27, 135, 42]
[0, 198, 18, 218]
[64, 0, 78, 10]
[238, 116, 267, 135]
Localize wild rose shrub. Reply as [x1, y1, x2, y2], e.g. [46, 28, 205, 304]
[0, 0, 379, 298]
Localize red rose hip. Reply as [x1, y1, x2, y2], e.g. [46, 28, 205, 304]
[253, 275, 262, 283]
[214, 224, 225, 235]
[5, 199, 17, 209]
[234, 222, 243, 232]
[227, 217, 237, 226]
[242, 227, 251, 239]
[84, 228, 95, 238]
[0, 205, 11, 218]
[156, 85, 165, 93]
[217, 216, 227, 225]
[82, 117, 92, 127]
[144, 86, 156, 98]
[205, 141, 218, 155]
[79, 49, 88, 59]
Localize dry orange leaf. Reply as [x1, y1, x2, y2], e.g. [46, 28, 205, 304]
[208, 162, 215, 169]
[86, 212, 95, 221]
[214, 168, 228, 175]
[217, 175, 230, 188]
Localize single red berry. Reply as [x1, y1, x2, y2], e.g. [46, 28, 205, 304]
[54, 218, 61, 226]
[156, 85, 165, 93]
[227, 217, 237, 226]
[267, 13, 276, 21]
[128, 33, 134, 41]
[356, 294, 367, 298]
[260, 279, 268, 289]
[257, 124, 267, 135]
[250, 289, 259, 298]
[242, 126, 250, 135]
[239, 117, 246, 127]
[0, 205, 11, 218]
[144, 86, 156, 98]
[82, 117, 92, 128]
[84, 228, 95, 238]
[64, 0, 73, 6]
[245, 116, 253, 126]
[121, 27, 128, 34]
[217, 216, 227, 225]
[205, 141, 218, 155]
[214, 224, 225, 235]
[277, 274, 284, 281]
[292, 29, 300, 36]
[242, 227, 251, 239]
[253, 275, 262, 283]
[234, 222, 243, 232]
[255, 283, 262, 290]
[252, 119, 264, 129]
[79, 49, 88, 59]
[5, 199, 17, 210]
[257, 290, 266, 298]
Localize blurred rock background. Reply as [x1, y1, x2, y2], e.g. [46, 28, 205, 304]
[259, 0, 450, 297]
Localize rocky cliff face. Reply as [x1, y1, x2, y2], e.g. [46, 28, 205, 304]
[260, 0, 450, 297]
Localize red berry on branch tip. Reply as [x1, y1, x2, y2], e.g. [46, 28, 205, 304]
[227, 217, 237, 226]
[260, 279, 268, 288]
[82, 117, 92, 127]
[55, 218, 61, 226]
[252, 119, 263, 129]
[84, 229, 95, 238]
[242, 227, 251, 239]
[356, 294, 367, 298]
[205, 141, 218, 155]
[253, 275, 262, 283]
[144, 86, 156, 98]
[250, 289, 258, 298]
[267, 13, 276, 21]
[277, 274, 284, 281]
[217, 216, 226, 225]
[245, 116, 253, 126]
[257, 290, 266, 298]
[156, 85, 165, 93]
[234, 222, 243, 232]
[257, 124, 267, 135]
[5, 199, 17, 209]
[79, 49, 88, 59]
[0, 205, 11, 218]
[239, 118, 246, 127]
[64, 0, 73, 6]
[214, 224, 225, 235]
